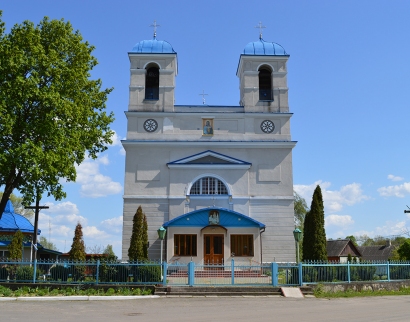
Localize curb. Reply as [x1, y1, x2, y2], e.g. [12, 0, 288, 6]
[0, 295, 160, 301]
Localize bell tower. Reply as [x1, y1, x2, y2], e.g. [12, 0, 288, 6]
[237, 34, 289, 113]
[128, 28, 177, 112]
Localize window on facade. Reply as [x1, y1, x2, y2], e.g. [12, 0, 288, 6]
[174, 234, 197, 256]
[230, 235, 254, 256]
[0, 250, 10, 258]
[258, 67, 273, 101]
[145, 66, 159, 100]
[190, 177, 228, 195]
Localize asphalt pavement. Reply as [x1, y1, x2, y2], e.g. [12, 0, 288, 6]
[1, 296, 410, 321]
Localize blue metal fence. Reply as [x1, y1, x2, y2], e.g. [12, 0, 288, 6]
[1, 259, 410, 286]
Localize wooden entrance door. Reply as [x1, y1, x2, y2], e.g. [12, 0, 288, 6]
[204, 234, 224, 265]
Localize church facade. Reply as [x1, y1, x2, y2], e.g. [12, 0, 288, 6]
[121, 32, 297, 264]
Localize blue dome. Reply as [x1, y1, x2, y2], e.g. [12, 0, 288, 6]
[131, 37, 176, 54]
[243, 38, 288, 56]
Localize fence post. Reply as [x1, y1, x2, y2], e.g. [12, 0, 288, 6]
[271, 262, 278, 287]
[95, 259, 100, 285]
[347, 261, 351, 283]
[163, 261, 168, 286]
[298, 262, 303, 286]
[188, 261, 194, 286]
[231, 259, 235, 285]
[33, 259, 37, 284]
[386, 261, 390, 282]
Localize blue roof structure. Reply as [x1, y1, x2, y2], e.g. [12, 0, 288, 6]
[243, 38, 288, 56]
[131, 37, 176, 54]
[163, 207, 265, 229]
[0, 200, 39, 234]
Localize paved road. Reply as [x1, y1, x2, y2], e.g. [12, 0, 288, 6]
[1, 296, 410, 321]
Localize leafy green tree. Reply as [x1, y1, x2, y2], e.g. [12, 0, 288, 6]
[69, 223, 86, 261]
[0, 13, 114, 217]
[356, 234, 375, 246]
[128, 206, 148, 261]
[302, 185, 327, 261]
[142, 214, 149, 260]
[294, 191, 309, 228]
[294, 191, 309, 262]
[103, 244, 117, 262]
[39, 236, 58, 251]
[345, 235, 358, 247]
[8, 230, 24, 260]
[0, 192, 34, 220]
[397, 240, 410, 260]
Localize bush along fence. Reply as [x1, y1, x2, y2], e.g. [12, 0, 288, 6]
[0, 259, 162, 285]
[1, 259, 410, 286]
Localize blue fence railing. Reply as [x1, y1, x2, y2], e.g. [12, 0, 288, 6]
[1, 259, 410, 286]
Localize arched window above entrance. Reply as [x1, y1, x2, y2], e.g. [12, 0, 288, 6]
[145, 65, 159, 100]
[258, 66, 272, 101]
[189, 177, 228, 195]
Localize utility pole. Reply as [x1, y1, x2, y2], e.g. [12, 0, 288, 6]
[404, 205, 410, 214]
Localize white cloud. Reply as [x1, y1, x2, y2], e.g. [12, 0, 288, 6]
[388, 174, 404, 182]
[75, 157, 122, 198]
[378, 182, 410, 198]
[83, 226, 110, 239]
[325, 214, 354, 228]
[119, 147, 126, 156]
[294, 181, 369, 212]
[354, 221, 408, 239]
[43, 201, 79, 215]
[101, 216, 123, 233]
[54, 213, 88, 226]
[110, 131, 122, 147]
[36, 201, 122, 255]
[98, 155, 110, 165]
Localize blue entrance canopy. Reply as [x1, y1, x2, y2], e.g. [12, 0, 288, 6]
[163, 207, 265, 229]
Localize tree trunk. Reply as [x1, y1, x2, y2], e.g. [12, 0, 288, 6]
[0, 169, 22, 218]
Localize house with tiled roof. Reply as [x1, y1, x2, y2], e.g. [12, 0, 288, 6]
[358, 241, 396, 262]
[327, 239, 362, 262]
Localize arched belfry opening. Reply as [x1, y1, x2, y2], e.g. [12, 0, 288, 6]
[258, 66, 273, 101]
[145, 64, 160, 100]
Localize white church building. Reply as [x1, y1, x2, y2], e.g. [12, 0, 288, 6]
[121, 29, 297, 264]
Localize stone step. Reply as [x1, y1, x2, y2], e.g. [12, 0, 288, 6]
[154, 286, 313, 297]
[164, 292, 282, 296]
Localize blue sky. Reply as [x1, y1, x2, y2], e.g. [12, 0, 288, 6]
[2, 0, 410, 257]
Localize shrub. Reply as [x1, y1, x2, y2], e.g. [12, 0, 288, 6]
[50, 265, 69, 281]
[16, 265, 41, 281]
[0, 266, 9, 280]
[131, 263, 161, 283]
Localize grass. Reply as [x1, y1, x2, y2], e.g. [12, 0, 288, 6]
[314, 284, 410, 298]
[0, 285, 152, 297]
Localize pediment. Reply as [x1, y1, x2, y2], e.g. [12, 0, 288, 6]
[167, 150, 251, 169]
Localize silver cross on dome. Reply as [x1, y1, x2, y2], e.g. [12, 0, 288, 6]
[255, 21, 266, 39]
[150, 20, 160, 38]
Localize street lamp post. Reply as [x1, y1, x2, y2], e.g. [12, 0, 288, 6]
[293, 228, 302, 264]
[157, 226, 166, 281]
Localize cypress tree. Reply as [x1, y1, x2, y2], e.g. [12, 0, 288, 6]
[142, 214, 148, 260]
[302, 210, 312, 261]
[302, 185, 327, 261]
[69, 223, 86, 261]
[8, 230, 24, 260]
[128, 206, 148, 261]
